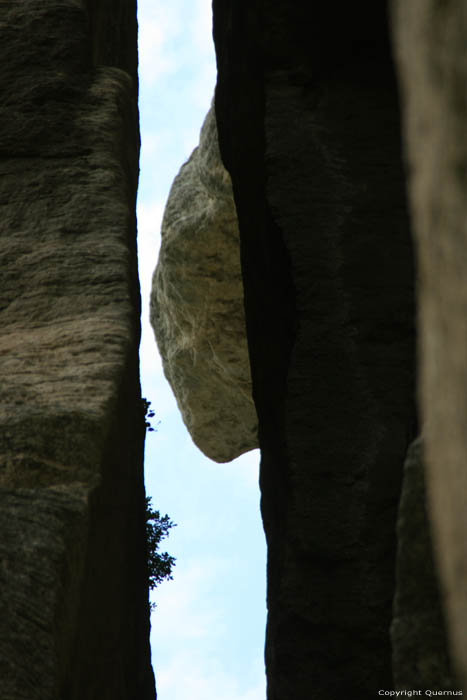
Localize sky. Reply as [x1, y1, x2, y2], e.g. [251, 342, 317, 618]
[136, 2, 267, 699]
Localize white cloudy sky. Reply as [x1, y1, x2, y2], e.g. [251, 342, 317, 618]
[136, 2, 267, 699]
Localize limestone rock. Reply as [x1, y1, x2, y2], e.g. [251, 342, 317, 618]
[391, 437, 454, 690]
[0, 2, 154, 698]
[213, 3, 416, 697]
[391, 0, 467, 689]
[150, 105, 258, 463]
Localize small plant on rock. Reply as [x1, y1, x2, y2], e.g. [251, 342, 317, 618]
[145, 497, 176, 610]
[142, 398, 160, 433]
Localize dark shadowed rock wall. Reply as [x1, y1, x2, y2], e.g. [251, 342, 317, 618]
[213, 3, 416, 698]
[391, 438, 453, 690]
[0, 2, 155, 698]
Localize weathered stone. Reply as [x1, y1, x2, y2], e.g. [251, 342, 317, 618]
[0, 2, 154, 698]
[213, 4, 416, 698]
[150, 104, 258, 463]
[391, 437, 454, 690]
[391, 0, 467, 690]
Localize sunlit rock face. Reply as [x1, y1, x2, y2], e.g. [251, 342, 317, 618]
[392, 0, 467, 689]
[150, 104, 258, 463]
[0, 2, 154, 698]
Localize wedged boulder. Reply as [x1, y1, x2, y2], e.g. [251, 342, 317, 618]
[391, 437, 454, 690]
[150, 105, 258, 463]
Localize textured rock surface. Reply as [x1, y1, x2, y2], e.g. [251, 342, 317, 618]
[391, 438, 453, 690]
[391, 1, 467, 690]
[0, 2, 155, 698]
[213, 3, 417, 698]
[150, 105, 258, 463]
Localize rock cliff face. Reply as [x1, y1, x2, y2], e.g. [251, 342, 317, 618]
[5, 1, 465, 698]
[212, 4, 416, 699]
[150, 105, 257, 463]
[391, 438, 453, 690]
[150, 0, 467, 697]
[391, 0, 467, 690]
[0, 2, 155, 698]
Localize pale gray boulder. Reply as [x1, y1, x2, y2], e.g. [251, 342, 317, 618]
[150, 105, 258, 463]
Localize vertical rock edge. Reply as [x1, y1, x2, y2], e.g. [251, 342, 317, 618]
[0, 1, 156, 697]
[390, 0, 467, 690]
[213, 3, 417, 698]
